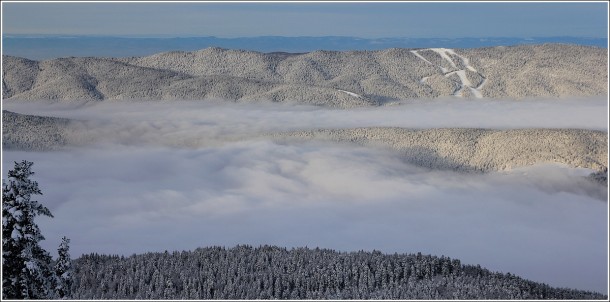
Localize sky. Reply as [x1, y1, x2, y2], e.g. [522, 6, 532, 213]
[2, 1, 608, 38]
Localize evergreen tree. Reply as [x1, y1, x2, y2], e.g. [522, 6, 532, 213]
[2, 160, 55, 299]
[55, 236, 73, 299]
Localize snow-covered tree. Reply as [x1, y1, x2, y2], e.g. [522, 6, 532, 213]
[2, 160, 55, 299]
[55, 236, 73, 299]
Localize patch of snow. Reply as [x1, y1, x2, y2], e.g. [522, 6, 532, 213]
[444, 49, 477, 72]
[25, 260, 37, 270]
[475, 78, 487, 90]
[337, 89, 362, 98]
[470, 78, 487, 98]
[468, 87, 482, 98]
[444, 70, 469, 97]
[416, 48, 485, 98]
[429, 48, 457, 68]
[410, 50, 433, 65]
[417, 48, 485, 99]
[453, 70, 472, 87]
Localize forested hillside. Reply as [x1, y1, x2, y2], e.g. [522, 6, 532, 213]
[3, 44, 607, 107]
[1, 110, 73, 151]
[272, 127, 608, 173]
[71, 245, 606, 300]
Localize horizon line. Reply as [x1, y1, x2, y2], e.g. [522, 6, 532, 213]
[3, 34, 609, 39]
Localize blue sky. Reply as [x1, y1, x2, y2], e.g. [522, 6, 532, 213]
[2, 1, 608, 38]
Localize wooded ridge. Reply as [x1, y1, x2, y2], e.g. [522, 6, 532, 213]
[3, 44, 607, 108]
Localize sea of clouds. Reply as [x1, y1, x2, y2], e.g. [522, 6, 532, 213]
[2, 97, 608, 293]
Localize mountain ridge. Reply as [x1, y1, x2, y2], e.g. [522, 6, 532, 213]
[2, 44, 607, 107]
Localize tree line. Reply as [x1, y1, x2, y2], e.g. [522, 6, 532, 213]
[69, 246, 605, 300]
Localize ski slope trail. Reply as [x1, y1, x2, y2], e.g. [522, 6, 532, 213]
[412, 48, 487, 98]
[410, 50, 433, 65]
[337, 89, 363, 98]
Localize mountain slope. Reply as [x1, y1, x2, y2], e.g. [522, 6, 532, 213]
[2, 110, 74, 151]
[3, 44, 606, 107]
[271, 127, 608, 173]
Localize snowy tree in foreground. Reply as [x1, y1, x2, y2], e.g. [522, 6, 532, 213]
[2, 160, 55, 299]
[55, 236, 72, 299]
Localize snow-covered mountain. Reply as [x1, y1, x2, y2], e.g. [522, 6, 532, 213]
[2, 44, 606, 107]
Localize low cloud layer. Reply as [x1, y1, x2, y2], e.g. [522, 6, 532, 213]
[2, 98, 608, 293]
[2, 97, 608, 149]
[3, 141, 607, 293]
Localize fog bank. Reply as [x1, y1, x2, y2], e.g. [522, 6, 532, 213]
[3, 141, 607, 293]
[2, 98, 607, 293]
[3, 98, 608, 146]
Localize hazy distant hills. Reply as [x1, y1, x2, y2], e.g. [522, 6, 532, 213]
[2, 35, 607, 60]
[2, 44, 607, 107]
